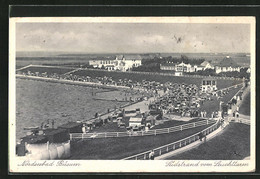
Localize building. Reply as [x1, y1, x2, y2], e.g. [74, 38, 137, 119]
[215, 56, 241, 74]
[175, 71, 183, 76]
[201, 78, 217, 93]
[89, 55, 142, 71]
[129, 117, 143, 127]
[200, 61, 214, 70]
[160, 63, 176, 71]
[175, 62, 189, 72]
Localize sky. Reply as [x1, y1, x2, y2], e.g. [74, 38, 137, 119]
[16, 23, 251, 53]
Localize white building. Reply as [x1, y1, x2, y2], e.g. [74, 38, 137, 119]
[201, 78, 217, 93]
[89, 55, 142, 71]
[215, 56, 241, 74]
[160, 63, 176, 71]
[129, 117, 143, 127]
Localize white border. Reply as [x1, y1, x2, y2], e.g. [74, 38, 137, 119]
[9, 17, 256, 173]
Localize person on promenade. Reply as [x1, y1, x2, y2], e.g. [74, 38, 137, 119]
[149, 150, 155, 160]
[236, 111, 240, 118]
[199, 132, 203, 141]
[204, 135, 207, 143]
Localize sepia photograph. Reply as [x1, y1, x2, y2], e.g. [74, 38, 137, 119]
[9, 17, 255, 173]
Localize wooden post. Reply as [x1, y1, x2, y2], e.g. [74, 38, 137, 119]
[105, 133, 107, 138]
[173, 144, 175, 150]
[159, 149, 161, 155]
[168, 128, 170, 133]
[70, 134, 72, 141]
[135, 156, 137, 160]
[184, 141, 186, 145]
[117, 132, 119, 137]
[179, 142, 182, 147]
[144, 154, 146, 160]
[167, 146, 168, 152]
[180, 125, 182, 131]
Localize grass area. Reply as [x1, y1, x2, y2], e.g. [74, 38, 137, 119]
[239, 92, 250, 116]
[90, 122, 127, 133]
[18, 66, 75, 75]
[166, 123, 250, 160]
[73, 69, 241, 89]
[152, 118, 204, 130]
[88, 117, 204, 133]
[69, 124, 213, 160]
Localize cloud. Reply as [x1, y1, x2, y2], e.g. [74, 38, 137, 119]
[16, 23, 251, 53]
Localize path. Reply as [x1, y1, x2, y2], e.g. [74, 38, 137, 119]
[155, 119, 228, 160]
[155, 84, 250, 160]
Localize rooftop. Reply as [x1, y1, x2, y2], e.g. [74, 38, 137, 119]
[217, 57, 240, 68]
[129, 117, 143, 122]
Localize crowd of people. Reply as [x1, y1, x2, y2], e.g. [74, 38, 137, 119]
[148, 82, 220, 118]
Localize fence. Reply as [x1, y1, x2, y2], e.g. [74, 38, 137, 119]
[122, 120, 220, 160]
[69, 119, 216, 140]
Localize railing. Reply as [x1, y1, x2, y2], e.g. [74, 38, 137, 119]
[69, 119, 216, 140]
[122, 120, 220, 160]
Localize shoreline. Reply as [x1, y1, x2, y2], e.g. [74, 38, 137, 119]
[16, 74, 132, 91]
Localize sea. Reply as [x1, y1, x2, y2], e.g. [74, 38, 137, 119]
[16, 51, 250, 68]
[16, 78, 129, 141]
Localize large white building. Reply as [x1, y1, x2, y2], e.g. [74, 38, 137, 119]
[160, 61, 205, 74]
[215, 56, 241, 74]
[201, 78, 217, 93]
[89, 55, 142, 71]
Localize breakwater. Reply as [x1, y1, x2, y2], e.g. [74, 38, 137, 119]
[16, 74, 129, 90]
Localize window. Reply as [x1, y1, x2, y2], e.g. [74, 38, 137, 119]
[212, 81, 216, 85]
[203, 81, 206, 85]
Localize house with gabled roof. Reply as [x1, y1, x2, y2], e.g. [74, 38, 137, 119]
[215, 56, 241, 74]
[200, 61, 214, 70]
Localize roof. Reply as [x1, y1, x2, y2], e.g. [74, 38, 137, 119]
[129, 117, 143, 122]
[146, 116, 155, 121]
[44, 128, 67, 135]
[200, 61, 211, 66]
[217, 57, 240, 68]
[161, 63, 176, 67]
[124, 55, 142, 60]
[21, 135, 47, 144]
[58, 122, 82, 129]
[116, 55, 124, 60]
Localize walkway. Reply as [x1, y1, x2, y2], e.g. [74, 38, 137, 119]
[155, 120, 227, 160]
